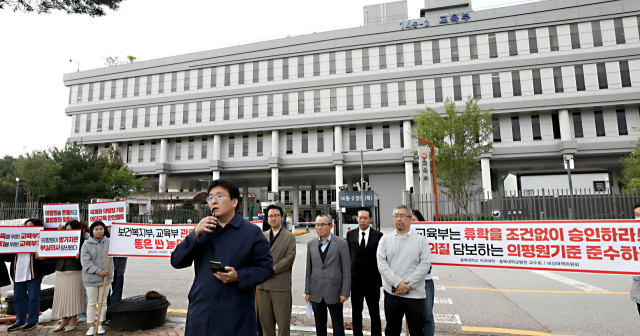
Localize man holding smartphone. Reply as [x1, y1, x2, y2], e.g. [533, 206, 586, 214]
[171, 179, 274, 336]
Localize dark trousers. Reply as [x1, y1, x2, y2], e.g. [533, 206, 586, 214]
[312, 300, 344, 336]
[351, 286, 382, 336]
[423, 279, 435, 336]
[637, 303, 640, 316]
[14, 276, 42, 325]
[383, 292, 426, 336]
[107, 274, 124, 305]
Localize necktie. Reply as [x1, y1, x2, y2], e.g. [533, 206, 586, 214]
[360, 232, 366, 249]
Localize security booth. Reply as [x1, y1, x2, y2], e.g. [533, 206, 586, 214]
[337, 190, 380, 238]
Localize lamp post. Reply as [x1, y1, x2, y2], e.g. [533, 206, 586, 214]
[342, 148, 383, 207]
[69, 59, 79, 72]
[15, 178, 19, 205]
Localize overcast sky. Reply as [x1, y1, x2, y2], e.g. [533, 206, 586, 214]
[0, 0, 525, 158]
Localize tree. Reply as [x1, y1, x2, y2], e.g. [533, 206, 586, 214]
[13, 150, 60, 204]
[412, 97, 494, 213]
[104, 55, 136, 67]
[0, 155, 24, 203]
[619, 134, 640, 191]
[0, 0, 123, 17]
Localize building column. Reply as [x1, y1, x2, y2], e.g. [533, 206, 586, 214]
[160, 139, 168, 163]
[242, 186, 249, 219]
[159, 174, 167, 193]
[157, 139, 169, 193]
[481, 157, 492, 199]
[293, 181, 300, 225]
[403, 120, 414, 192]
[270, 131, 280, 193]
[271, 168, 279, 192]
[558, 109, 572, 142]
[212, 134, 221, 180]
[310, 184, 317, 219]
[403, 120, 413, 149]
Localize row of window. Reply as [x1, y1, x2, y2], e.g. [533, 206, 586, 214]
[278, 189, 336, 206]
[69, 17, 640, 104]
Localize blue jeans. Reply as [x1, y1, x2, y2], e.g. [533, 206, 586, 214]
[14, 276, 42, 324]
[108, 275, 124, 305]
[423, 279, 435, 336]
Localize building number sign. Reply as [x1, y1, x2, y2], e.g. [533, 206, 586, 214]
[400, 13, 471, 30]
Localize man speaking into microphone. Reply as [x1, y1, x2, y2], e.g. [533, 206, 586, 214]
[171, 179, 273, 335]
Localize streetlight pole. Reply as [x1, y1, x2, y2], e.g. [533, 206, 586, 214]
[70, 59, 79, 72]
[14, 178, 19, 205]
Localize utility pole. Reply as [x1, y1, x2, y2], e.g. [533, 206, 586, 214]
[14, 178, 19, 205]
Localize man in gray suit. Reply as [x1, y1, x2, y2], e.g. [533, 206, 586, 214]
[305, 214, 350, 336]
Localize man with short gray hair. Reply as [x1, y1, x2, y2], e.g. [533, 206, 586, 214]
[376, 205, 431, 336]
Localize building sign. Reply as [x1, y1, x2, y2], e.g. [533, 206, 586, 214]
[338, 191, 375, 207]
[400, 13, 471, 30]
[43, 203, 80, 229]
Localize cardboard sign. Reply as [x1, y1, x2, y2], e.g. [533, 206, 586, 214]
[0, 227, 42, 254]
[108, 223, 196, 258]
[88, 200, 127, 227]
[43, 203, 80, 229]
[38, 230, 82, 258]
[0, 219, 28, 227]
[413, 220, 640, 275]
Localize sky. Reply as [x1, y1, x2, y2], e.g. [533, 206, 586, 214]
[0, 0, 525, 158]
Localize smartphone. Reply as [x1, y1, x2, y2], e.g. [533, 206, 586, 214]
[209, 261, 228, 273]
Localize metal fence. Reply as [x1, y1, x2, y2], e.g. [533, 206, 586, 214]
[406, 188, 640, 221]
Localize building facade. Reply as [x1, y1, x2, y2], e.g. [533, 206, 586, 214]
[63, 0, 640, 227]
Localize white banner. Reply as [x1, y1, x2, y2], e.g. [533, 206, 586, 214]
[0, 219, 28, 227]
[108, 223, 196, 258]
[43, 203, 80, 229]
[413, 220, 640, 275]
[0, 227, 42, 254]
[38, 230, 82, 258]
[88, 200, 126, 227]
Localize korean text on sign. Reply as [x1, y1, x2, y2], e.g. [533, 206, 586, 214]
[38, 230, 82, 258]
[108, 223, 196, 258]
[0, 227, 42, 254]
[43, 203, 80, 229]
[88, 200, 127, 227]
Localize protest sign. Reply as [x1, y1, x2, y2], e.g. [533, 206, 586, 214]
[0, 227, 42, 254]
[413, 220, 640, 275]
[108, 223, 196, 258]
[43, 203, 80, 229]
[251, 221, 263, 229]
[0, 219, 28, 226]
[88, 200, 126, 227]
[38, 230, 82, 258]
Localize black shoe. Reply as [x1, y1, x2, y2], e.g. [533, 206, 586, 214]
[23, 323, 37, 331]
[7, 324, 26, 331]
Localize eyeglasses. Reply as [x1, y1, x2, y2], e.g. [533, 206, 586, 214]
[393, 214, 411, 219]
[317, 223, 332, 227]
[206, 194, 229, 202]
[267, 215, 281, 219]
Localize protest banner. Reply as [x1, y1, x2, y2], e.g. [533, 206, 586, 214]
[251, 221, 263, 229]
[38, 230, 82, 258]
[413, 220, 640, 275]
[108, 223, 197, 258]
[0, 219, 28, 226]
[43, 203, 80, 229]
[0, 227, 42, 254]
[88, 200, 127, 227]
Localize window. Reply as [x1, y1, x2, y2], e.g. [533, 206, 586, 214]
[317, 130, 324, 152]
[488, 33, 498, 58]
[492, 73, 501, 98]
[314, 90, 321, 112]
[267, 95, 273, 116]
[364, 85, 371, 108]
[253, 61, 259, 83]
[301, 191, 307, 205]
[286, 133, 293, 154]
[267, 60, 274, 81]
[97, 112, 102, 130]
[532, 69, 542, 94]
[238, 98, 244, 119]
[145, 107, 150, 127]
[512, 71, 522, 96]
[614, 18, 625, 44]
[548, 26, 559, 51]
[366, 127, 373, 149]
[318, 191, 324, 205]
[329, 52, 336, 74]
[472, 75, 481, 99]
[638, 16, 640, 39]
[69, 87, 72, 104]
[531, 115, 542, 140]
[111, 80, 117, 98]
[398, 82, 406, 105]
[379, 46, 387, 69]
[383, 125, 390, 148]
[346, 50, 353, 73]
[620, 61, 631, 88]
[432, 40, 441, 63]
[257, 134, 263, 156]
[347, 87, 354, 110]
[210, 67, 217, 87]
[138, 143, 144, 162]
[209, 101, 215, 121]
[197, 69, 203, 89]
[597, 63, 608, 89]
[228, 137, 234, 157]
[594, 111, 605, 136]
[109, 111, 114, 130]
[99, 82, 105, 100]
[575, 65, 586, 91]
[493, 118, 501, 142]
[88, 83, 94, 101]
[224, 65, 231, 86]
[282, 58, 289, 79]
[157, 106, 163, 126]
[170, 72, 177, 92]
[122, 78, 128, 97]
[414, 42, 422, 65]
[450, 37, 459, 61]
[469, 35, 478, 59]
[127, 145, 132, 163]
[592, 21, 603, 47]
[302, 131, 308, 153]
[551, 113, 561, 139]
[201, 139, 207, 159]
[434, 78, 443, 103]
[508, 31, 518, 56]
[298, 56, 304, 78]
[132, 109, 138, 128]
[253, 96, 259, 118]
[617, 109, 628, 135]
[400, 124, 404, 148]
[573, 112, 583, 138]
[283, 93, 289, 115]
[330, 89, 337, 111]
[184, 71, 190, 91]
[511, 117, 521, 141]
[133, 77, 139, 97]
[380, 84, 388, 107]
[349, 128, 356, 150]
[362, 48, 370, 71]
[151, 142, 156, 162]
[243, 136, 249, 157]
[449, 76, 461, 101]
[313, 54, 320, 76]
[298, 92, 305, 114]
[77, 84, 83, 103]
[396, 44, 404, 67]
[188, 139, 194, 160]
[528, 28, 538, 53]
[196, 102, 202, 122]
[570, 23, 581, 49]
[224, 99, 230, 120]
[182, 103, 189, 124]
[417, 80, 424, 104]
[120, 110, 126, 129]
[553, 67, 564, 93]
[239, 64, 245, 84]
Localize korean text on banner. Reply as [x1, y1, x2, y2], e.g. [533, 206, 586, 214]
[0, 219, 28, 227]
[38, 230, 82, 258]
[0, 227, 42, 254]
[88, 200, 127, 227]
[43, 203, 80, 229]
[108, 223, 196, 258]
[413, 220, 640, 275]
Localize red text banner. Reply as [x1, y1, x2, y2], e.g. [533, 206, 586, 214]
[108, 223, 196, 258]
[413, 220, 640, 275]
[88, 200, 127, 227]
[0, 227, 42, 254]
[38, 230, 82, 258]
[43, 203, 80, 229]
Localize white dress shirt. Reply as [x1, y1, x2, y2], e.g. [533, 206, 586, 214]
[358, 227, 371, 247]
[15, 254, 32, 283]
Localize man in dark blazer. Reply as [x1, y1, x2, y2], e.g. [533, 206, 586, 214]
[171, 179, 274, 336]
[305, 214, 350, 336]
[347, 207, 383, 336]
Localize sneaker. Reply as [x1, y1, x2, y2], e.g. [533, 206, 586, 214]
[23, 323, 37, 331]
[97, 325, 106, 335]
[7, 324, 26, 332]
[86, 326, 95, 336]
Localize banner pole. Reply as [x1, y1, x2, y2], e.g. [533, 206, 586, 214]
[96, 257, 111, 331]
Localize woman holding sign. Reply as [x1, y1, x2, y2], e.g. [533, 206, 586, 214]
[81, 221, 114, 336]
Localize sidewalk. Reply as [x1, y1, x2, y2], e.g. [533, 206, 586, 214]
[0, 321, 185, 335]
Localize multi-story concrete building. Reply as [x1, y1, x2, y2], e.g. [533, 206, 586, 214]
[63, 0, 640, 228]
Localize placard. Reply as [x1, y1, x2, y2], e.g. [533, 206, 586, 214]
[0, 227, 42, 254]
[88, 200, 126, 227]
[108, 223, 196, 258]
[38, 230, 82, 258]
[43, 203, 80, 229]
[0, 219, 28, 227]
[413, 220, 640, 275]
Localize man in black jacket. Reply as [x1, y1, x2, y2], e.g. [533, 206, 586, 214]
[347, 207, 383, 336]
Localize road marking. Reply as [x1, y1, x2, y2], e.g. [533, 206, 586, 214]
[445, 286, 628, 294]
[435, 314, 462, 324]
[435, 285, 445, 290]
[292, 306, 460, 324]
[432, 276, 440, 280]
[461, 326, 576, 336]
[530, 271, 608, 292]
[434, 297, 453, 304]
[168, 308, 188, 313]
